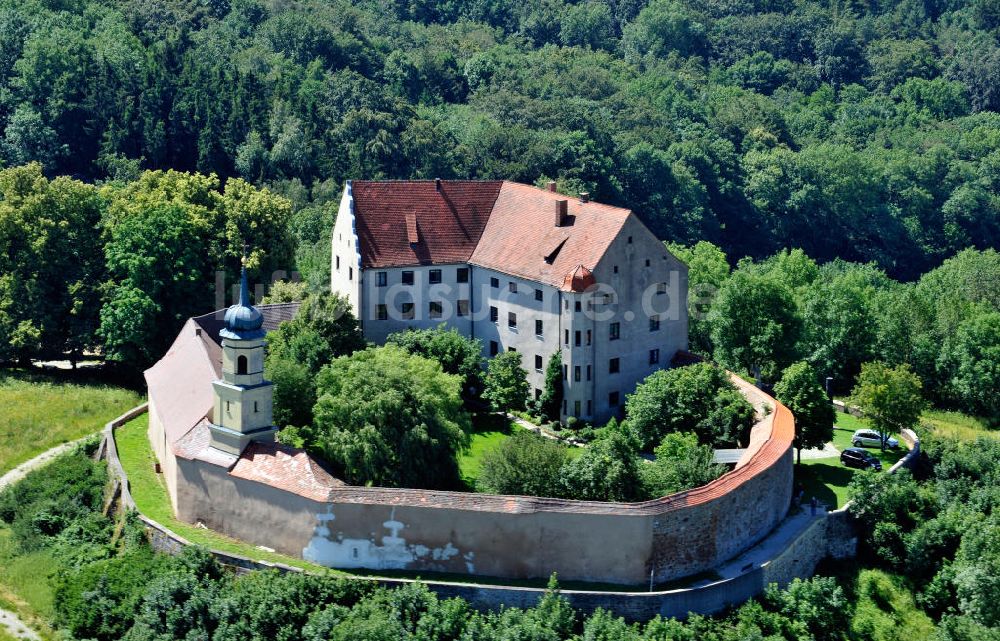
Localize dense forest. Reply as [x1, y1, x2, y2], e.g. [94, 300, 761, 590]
[0, 0, 999, 280]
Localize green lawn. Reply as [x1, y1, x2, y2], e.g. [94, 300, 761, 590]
[114, 413, 335, 572]
[458, 413, 519, 488]
[0, 369, 142, 474]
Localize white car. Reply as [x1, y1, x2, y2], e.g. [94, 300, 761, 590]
[852, 429, 899, 449]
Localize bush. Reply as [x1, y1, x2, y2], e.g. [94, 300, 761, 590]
[625, 362, 755, 450]
[477, 430, 569, 496]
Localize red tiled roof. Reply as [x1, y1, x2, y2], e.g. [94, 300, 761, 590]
[351, 180, 502, 268]
[349, 180, 632, 288]
[230, 440, 344, 501]
[469, 182, 631, 289]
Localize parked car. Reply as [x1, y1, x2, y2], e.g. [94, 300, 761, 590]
[841, 447, 883, 471]
[851, 429, 899, 449]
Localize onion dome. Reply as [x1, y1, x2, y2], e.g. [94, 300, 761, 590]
[221, 266, 265, 340]
[563, 265, 596, 292]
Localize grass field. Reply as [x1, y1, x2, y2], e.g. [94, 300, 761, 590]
[922, 409, 996, 441]
[0, 369, 142, 474]
[115, 413, 335, 572]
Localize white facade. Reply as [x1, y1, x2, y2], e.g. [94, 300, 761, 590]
[331, 183, 688, 425]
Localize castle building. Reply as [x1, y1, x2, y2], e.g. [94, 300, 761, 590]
[330, 179, 689, 423]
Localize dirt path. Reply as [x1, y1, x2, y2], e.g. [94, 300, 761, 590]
[0, 434, 94, 491]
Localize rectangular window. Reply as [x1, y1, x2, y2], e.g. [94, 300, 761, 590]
[574, 331, 581, 346]
[563, 364, 568, 379]
[376, 304, 388, 320]
[457, 300, 470, 317]
[609, 357, 620, 374]
[490, 277, 499, 288]
[336, 256, 340, 270]
[563, 399, 568, 414]
[457, 267, 469, 283]
[508, 312, 517, 329]
[490, 341, 499, 356]
[508, 346, 516, 353]
[535, 289, 543, 302]
[535, 388, 542, 400]
[535, 319, 543, 336]
[587, 400, 592, 415]
[376, 271, 387, 287]
[645, 259, 650, 267]
[535, 355, 543, 371]
[574, 366, 581, 382]
[587, 330, 592, 345]
[490, 306, 498, 323]
[609, 391, 620, 407]
[649, 348, 660, 365]
[401, 302, 415, 320]
[565, 329, 569, 345]
[656, 282, 667, 294]
[402, 271, 414, 285]
[348, 267, 353, 281]
[587, 365, 591, 381]
[610, 322, 620, 341]
[575, 300, 582, 312]
[509, 282, 517, 294]
[574, 400, 581, 415]
[429, 301, 443, 319]
[429, 269, 442, 284]
[650, 315, 660, 331]
[613, 265, 618, 273]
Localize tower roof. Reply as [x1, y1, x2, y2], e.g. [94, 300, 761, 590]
[221, 267, 265, 340]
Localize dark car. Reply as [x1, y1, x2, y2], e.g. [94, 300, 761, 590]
[840, 447, 882, 471]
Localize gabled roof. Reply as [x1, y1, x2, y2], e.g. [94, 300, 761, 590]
[469, 182, 631, 290]
[351, 180, 503, 268]
[349, 180, 633, 290]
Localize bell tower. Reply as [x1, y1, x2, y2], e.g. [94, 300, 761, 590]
[207, 264, 279, 455]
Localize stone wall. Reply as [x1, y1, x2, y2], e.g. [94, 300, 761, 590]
[170, 377, 794, 586]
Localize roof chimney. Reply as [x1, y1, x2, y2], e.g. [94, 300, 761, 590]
[546, 181, 557, 193]
[435, 178, 442, 192]
[579, 192, 590, 203]
[555, 199, 568, 227]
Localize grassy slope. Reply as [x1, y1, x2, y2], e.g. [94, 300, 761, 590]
[0, 370, 142, 474]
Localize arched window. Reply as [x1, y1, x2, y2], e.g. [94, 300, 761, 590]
[237, 355, 248, 375]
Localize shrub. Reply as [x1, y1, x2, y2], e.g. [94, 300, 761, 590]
[477, 430, 569, 496]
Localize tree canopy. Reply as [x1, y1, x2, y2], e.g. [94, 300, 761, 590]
[306, 345, 471, 489]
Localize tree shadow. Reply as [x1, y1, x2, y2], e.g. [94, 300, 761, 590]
[795, 462, 855, 510]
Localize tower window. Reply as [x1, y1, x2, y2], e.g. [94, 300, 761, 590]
[429, 269, 442, 284]
[457, 267, 469, 283]
[610, 322, 620, 341]
[237, 355, 248, 375]
[609, 358, 620, 374]
[402, 271, 414, 285]
[254, 401, 259, 413]
[376, 271, 387, 287]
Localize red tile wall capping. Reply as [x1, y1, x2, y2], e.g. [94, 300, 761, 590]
[227, 368, 795, 516]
